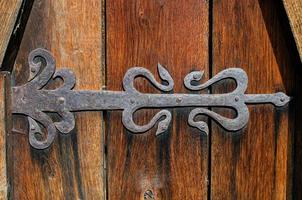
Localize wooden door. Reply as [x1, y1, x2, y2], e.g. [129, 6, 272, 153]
[0, 0, 300, 199]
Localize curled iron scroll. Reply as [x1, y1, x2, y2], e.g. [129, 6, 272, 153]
[11, 49, 290, 149]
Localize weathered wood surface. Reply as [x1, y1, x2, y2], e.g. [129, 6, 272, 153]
[10, 0, 105, 199]
[283, 0, 302, 60]
[106, 0, 209, 199]
[1, 0, 298, 199]
[211, 1, 295, 199]
[0, 72, 10, 200]
[0, 0, 22, 67]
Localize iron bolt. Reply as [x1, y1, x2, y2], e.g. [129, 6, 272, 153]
[161, 124, 167, 130]
[58, 97, 65, 104]
[193, 73, 201, 79]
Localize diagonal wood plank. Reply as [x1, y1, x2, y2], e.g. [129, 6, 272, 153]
[10, 0, 105, 199]
[0, 0, 22, 67]
[283, 0, 302, 61]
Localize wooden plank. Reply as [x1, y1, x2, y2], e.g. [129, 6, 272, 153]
[10, 0, 105, 199]
[0, 72, 10, 200]
[293, 68, 302, 197]
[283, 0, 302, 60]
[106, 0, 209, 199]
[0, 0, 22, 66]
[293, 64, 302, 198]
[211, 1, 295, 199]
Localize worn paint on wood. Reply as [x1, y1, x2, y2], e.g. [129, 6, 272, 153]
[211, 1, 295, 199]
[10, 0, 105, 199]
[0, 0, 22, 66]
[283, 0, 302, 60]
[106, 0, 209, 199]
[0, 72, 10, 200]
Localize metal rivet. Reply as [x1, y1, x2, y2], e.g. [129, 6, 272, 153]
[130, 99, 135, 104]
[193, 73, 200, 79]
[31, 68, 36, 73]
[280, 97, 285, 102]
[160, 124, 167, 130]
[58, 97, 65, 104]
[176, 97, 182, 103]
[235, 96, 239, 102]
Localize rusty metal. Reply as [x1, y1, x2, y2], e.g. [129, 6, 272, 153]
[11, 48, 291, 149]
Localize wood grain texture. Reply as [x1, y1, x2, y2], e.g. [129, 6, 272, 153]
[0, 0, 22, 67]
[0, 72, 10, 200]
[211, 1, 295, 199]
[10, 0, 105, 199]
[283, 0, 302, 60]
[106, 0, 209, 199]
[293, 56, 302, 198]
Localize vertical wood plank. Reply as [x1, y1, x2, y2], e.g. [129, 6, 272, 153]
[106, 0, 209, 199]
[0, 72, 10, 200]
[211, 1, 295, 199]
[293, 56, 302, 198]
[0, 0, 22, 66]
[10, 0, 105, 199]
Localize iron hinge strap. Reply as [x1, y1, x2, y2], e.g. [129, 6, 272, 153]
[11, 48, 290, 149]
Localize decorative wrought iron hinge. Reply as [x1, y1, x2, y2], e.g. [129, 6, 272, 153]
[11, 48, 291, 149]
